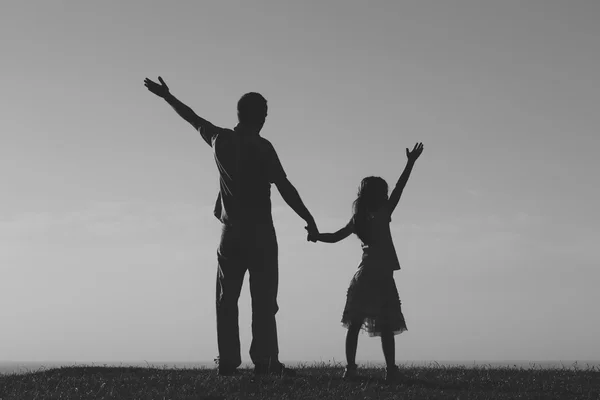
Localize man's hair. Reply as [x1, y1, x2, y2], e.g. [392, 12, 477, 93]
[237, 92, 268, 125]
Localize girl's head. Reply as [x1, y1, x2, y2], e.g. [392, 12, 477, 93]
[355, 176, 389, 209]
[352, 176, 388, 243]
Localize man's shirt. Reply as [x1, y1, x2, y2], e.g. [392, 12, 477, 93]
[199, 123, 286, 225]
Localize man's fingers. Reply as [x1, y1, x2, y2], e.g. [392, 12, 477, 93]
[158, 76, 167, 87]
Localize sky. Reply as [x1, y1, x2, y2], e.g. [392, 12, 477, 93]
[1, 0, 599, 364]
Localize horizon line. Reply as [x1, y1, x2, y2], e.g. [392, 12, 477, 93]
[2, 359, 598, 364]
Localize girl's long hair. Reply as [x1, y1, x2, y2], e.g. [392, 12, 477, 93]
[352, 176, 388, 244]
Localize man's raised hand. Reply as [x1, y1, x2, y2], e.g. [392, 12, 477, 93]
[144, 76, 170, 98]
[406, 142, 424, 162]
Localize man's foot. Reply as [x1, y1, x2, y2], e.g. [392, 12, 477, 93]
[342, 364, 358, 380]
[385, 365, 405, 383]
[254, 361, 296, 377]
[217, 365, 239, 376]
[215, 357, 239, 376]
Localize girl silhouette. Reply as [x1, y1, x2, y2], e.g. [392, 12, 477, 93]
[308, 142, 424, 382]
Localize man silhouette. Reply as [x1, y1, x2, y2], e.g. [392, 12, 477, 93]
[144, 77, 318, 376]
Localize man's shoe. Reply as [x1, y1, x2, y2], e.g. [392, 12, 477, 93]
[217, 365, 239, 376]
[342, 364, 358, 380]
[254, 361, 296, 377]
[215, 357, 239, 376]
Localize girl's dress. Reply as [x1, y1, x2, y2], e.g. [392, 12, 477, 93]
[341, 207, 408, 336]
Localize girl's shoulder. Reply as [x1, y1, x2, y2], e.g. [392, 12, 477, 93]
[347, 216, 356, 232]
[372, 207, 392, 222]
[350, 209, 391, 228]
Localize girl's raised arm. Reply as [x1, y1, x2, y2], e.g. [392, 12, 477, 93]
[386, 142, 424, 215]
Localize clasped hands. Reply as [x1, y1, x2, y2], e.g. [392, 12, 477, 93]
[305, 222, 319, 243]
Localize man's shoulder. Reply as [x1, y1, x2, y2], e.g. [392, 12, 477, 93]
[256, 135, 274, 145]
[219, 127, 236, 136]
[240, 136, 276, 154]
[257, 137, 279, 153]
[215, 131, 278, 157]
[212, 127, 236, 143]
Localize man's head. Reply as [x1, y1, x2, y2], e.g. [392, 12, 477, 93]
[237, 92, 268, 132]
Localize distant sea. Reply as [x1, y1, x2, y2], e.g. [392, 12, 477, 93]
[2, 360, 599, 375]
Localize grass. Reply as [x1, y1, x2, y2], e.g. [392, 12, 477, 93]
[1, 362, 599, 400]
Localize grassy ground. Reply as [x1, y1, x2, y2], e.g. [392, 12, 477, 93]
[1, 362, 599, 400]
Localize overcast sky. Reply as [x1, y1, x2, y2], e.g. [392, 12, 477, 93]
[1, 0, 599, 364]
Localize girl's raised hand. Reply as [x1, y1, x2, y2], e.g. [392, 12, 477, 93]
[144, 76, 170, 98]
[406, 142, 424, 162]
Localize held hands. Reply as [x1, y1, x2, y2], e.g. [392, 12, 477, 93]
[406, 142, 424, 162]
[305, 222, 319, 243]
[144, 76, 170, 98]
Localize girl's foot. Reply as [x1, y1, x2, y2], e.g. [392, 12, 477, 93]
[343, 364, 358, 380]
[385, 365, 405, 383]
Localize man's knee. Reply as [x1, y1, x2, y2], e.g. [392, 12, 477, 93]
[217, 283, 243, 305]
[251, 296, 279, 316]
[217, 294, 238, 309]
[216, 282, 243, 311]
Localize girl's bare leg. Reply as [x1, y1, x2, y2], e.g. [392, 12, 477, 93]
[381, 326, 395, 369]
[345, 320, 362, 368]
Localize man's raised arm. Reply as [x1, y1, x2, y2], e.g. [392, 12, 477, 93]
[144, 76, 220, 145]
